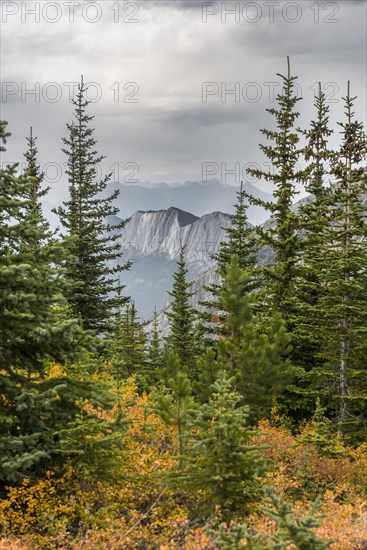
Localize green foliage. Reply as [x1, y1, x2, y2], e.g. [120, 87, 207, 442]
[260, 487, 333, 549]
[200, 183, 258, 341]
[287, 84, 335, 421]
[22, 127, 50, 229]
[214, 182, 258, 274]
[246, 57, 306, 319]
[166, 244, 199, 373]
[174, 372, 267, 520]
[55, 78, 130, 334]
[194, 347, 222, 403]
[55, 411, 125, 481]
[108, 300, 148, 382]
[211, 487, 332, 549]
[0, 122, 89, 379]
[154, 364, 196, 466]
[0, 121, 116, 487]
[0, 376, 118, 484]
[211, 522, 263, 550]
[142, 308, 163, 389]
[299, 399, 345, 458]
[296, 84, 367, 437]
[217, 255, 294, 422]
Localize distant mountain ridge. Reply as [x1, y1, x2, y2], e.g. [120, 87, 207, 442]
[104, 179, 272, 224]
[40, 179, 266, 319]
[117, 207, 232, 318]
[43, 179, 272, 232]
[118, 207, 232, 265]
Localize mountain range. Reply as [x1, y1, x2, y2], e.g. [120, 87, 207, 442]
[41, 178, 367, 327]
[117, 207, 232, 320]
[41, 179, 273, 320]
[43, 179, 273, 231]
[106, 179, 272, 224]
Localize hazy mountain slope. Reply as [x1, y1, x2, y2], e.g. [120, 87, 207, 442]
[119, 207, 231, 264]
[117, 207, 232, 319]
[105, 179, 272, 224]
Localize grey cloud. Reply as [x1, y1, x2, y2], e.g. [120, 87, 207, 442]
[1, 0, 365, 199]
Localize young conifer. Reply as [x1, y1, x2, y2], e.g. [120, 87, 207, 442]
[55, 77, 130, 334]
[246, 57, 306, 319]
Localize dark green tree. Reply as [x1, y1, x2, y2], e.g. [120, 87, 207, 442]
[214, 182, 258, 273]
[260, 487, 332, 549]
[174, 372, 267, 521]
[165, 244, 199, 373]
[298, 398, 345, 458]
[0, 121, 89, 382]
[246, 57, 306, 320]
[210, 487, 332, 549]
[23, 127, 50, 223]
[0, 121, 116, 485]
[286, 84, 335, 421]
[55, 77, 130, 334]
[302, 84, 367, 437]
[216, 255, 293, 422]
[143, 308, 163, 387]
[194, 347, 222, 403]
[108, 300, 148, 381]
[154, 359, 196, 468]
[200, 183, 259, 341]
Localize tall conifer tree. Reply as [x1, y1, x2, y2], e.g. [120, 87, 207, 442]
[166, 244, 198, 373]
[55, 77, 129, 334]
[145, 308, 163, 386]
[0, 122, 108, 484]
[246, 57, 306, 319]
[304, 84, 367, 436]
[214, 182, 257, 273]
[215, 256, 293, 421]
[286, 85, 334, 419]
[201, 183, 258, 341]
[109, 300, 148, 381]
[23, 128, 50, 221]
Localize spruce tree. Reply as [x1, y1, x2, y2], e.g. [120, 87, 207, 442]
[201, 183, 259, 340]
[216, 255, 293, 421]
[298, 398, 345, 458]
[55, 77, 129, 334]
[154, 362, 196, 468]
[286, 84, 335, 421]
[173, 372, 267, 521]
[165, 244, 198, 373]
[303, 84, 367, 437]
[214, 182, 257, 273]
[23, 127, 50, 223]
[210, 487, 332, 549]
[144, 308, 163, 386]
[260, 487, 332, 549]
[0, 122, 89, 380]
[108, 300, 148, 381]
[246, 57, 306, 319]
[0, 121, 112, 484]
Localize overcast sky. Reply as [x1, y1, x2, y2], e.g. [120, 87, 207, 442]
[1, 0, 366, 200]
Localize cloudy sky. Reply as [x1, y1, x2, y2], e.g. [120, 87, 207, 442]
[1, 0, 366, 200]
